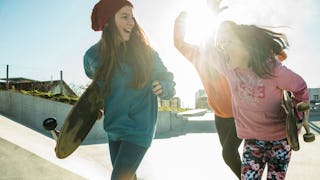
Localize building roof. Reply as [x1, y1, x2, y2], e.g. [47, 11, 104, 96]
[0, 77, 77, 97]
[0, 77, 36, 83]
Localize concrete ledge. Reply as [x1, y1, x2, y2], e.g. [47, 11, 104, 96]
[0, 91, 187, 139]
[156, 111, 188, 134]
[178, 109, 208, 117]
[0, 91, 107, 140]
[311, 111, 320, 116]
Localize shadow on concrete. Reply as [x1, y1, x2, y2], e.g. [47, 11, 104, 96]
[155, 120, 217, 139]
[308, 114, 320, 134]
[8, 114, 219, 143]
[10, 113, 320, 144]
[309, 122, 320, 134]
[310, 114, 320, 121]
[83, 119, 218, 142]
[82, 119, 218, 143]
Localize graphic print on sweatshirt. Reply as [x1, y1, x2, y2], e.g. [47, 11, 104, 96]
[236, 72, 265, 104]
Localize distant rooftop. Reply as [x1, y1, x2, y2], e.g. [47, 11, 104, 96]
[0, 77, 77, 97]
[0, 77, 37, 83]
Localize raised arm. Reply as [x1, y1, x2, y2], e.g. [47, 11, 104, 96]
[174, 0, 228, 55]
[173, 12, 200, 62]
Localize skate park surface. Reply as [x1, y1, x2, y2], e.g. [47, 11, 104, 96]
[1, 112, 320, 180]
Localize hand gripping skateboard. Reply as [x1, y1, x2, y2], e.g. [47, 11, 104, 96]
[281, 90, 315, 151]
[42, 81, 103, 158]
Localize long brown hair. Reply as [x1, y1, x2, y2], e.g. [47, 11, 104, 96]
[93, 16, 153, 96]
[226, 22, 288, 78]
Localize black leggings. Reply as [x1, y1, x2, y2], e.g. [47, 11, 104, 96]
[215, 115, 243, 179]
[109, 140, 148, 180]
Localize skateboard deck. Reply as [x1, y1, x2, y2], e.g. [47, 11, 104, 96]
[281, 90, 315, 151]
[43, 81, 103, 158]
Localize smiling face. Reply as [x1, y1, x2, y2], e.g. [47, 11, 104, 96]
[216, 22, 250, 69]
[114, 5, 135, 42]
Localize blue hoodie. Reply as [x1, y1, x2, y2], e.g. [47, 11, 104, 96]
[83, 44, 176, 147]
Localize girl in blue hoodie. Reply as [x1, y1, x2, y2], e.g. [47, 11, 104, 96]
[84, 0, 176, 179]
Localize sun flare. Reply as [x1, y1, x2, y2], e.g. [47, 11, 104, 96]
[183, 0, 220, 45]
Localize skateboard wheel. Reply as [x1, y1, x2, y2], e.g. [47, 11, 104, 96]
[43, 117, 57, 131]
[297, 102, 310, 111]
[303, 133, 315, 142]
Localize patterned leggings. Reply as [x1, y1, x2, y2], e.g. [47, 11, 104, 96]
[241, 138, 292, 180]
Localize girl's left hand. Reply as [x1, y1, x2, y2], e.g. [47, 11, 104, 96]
[152, 81, 163, 96]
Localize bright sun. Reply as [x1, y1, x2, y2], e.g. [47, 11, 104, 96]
[183, 0, 220, 45]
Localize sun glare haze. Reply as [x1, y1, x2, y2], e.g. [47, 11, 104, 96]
[183, 0, 220, 45]
[0, 0, 319, 108]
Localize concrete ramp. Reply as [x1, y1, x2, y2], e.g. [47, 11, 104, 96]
[0, 114, 111, 180]
[177, 109, 208, 117]
[0, 137, 85, 180]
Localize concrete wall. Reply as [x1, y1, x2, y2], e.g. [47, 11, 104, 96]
[0, 91, 186, 140]
[156, 111, 187, 134]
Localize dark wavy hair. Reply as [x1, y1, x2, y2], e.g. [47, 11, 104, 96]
[93, 16, 153, 95]
[219, 21, 289, 78]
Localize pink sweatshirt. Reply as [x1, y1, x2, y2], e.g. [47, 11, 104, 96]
[204, 44, 310, 141]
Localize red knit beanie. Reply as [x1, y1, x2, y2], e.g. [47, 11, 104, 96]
[91, 0, 133, 31]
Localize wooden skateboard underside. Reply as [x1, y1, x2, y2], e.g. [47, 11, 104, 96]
[281, 90, 315, 151]
[43, 81, 103, 159]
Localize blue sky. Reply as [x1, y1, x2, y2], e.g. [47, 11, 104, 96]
[1, 0, 319, 108]
[0, 1, 98, 83]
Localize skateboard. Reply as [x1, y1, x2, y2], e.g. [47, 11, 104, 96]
[281, 90, 315, 151]
[42, 81, 103, 158]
